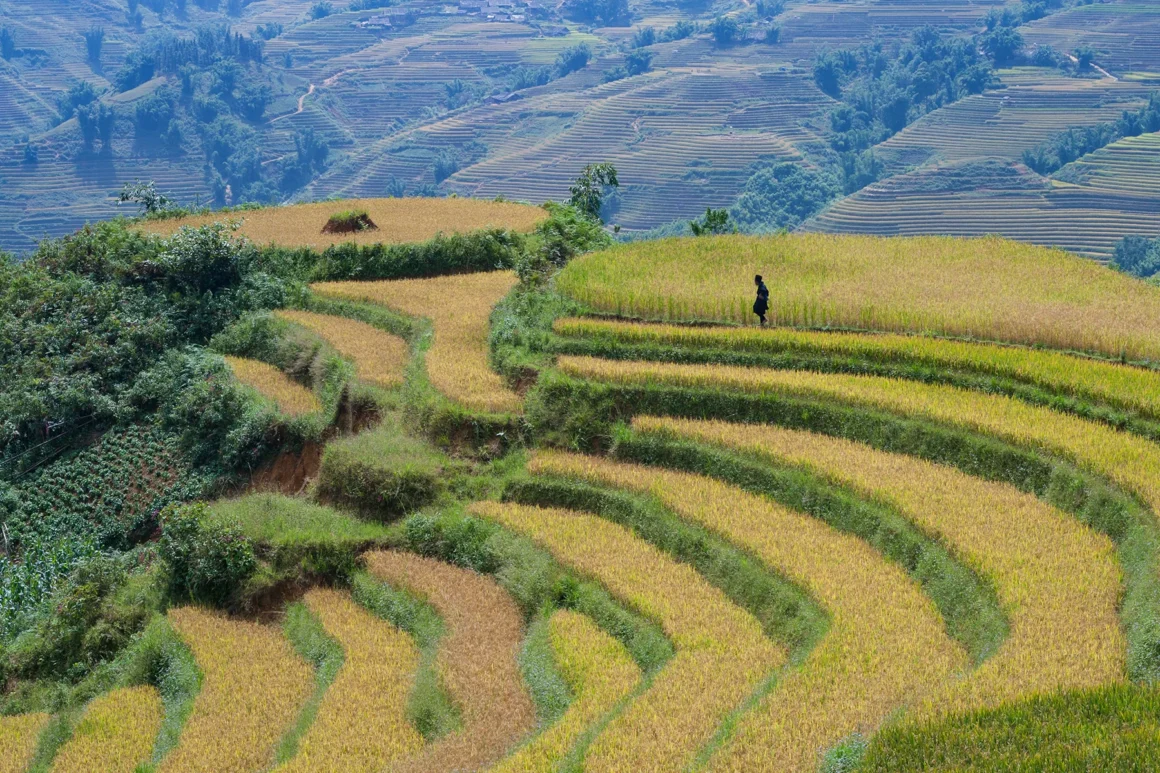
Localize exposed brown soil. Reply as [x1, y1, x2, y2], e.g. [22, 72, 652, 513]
[248, 441, 323, 495]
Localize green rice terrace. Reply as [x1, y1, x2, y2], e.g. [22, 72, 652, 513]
[1, 0, 1158, 257]
[3, 195, 1160, 771]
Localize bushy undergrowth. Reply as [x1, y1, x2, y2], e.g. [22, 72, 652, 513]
[158, 503, 256, 607]
[306, 229, 526, 282]
[277, 603, 345, 763]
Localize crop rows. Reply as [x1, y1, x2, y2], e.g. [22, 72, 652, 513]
[555, 234, 1160, 363]
[274, 309, 409, 390]
[0, 713, 50, 773]
[493, 610, 641, 773]
[224, 356, 323, 417]
[141, 199, 547, 250]
[276, 589, 423, 772]
[365, 551, 536, 773]
[555, 317, 1160, 419]
[526, 451, 965, 773]
[50, 686, 163, 773]
[161, 607, 314, 773]
[313, 272, 522, 413]
[556, 356, 1160, 520]
[632, 417, 1125, 717]
[469, 500, 784, 773]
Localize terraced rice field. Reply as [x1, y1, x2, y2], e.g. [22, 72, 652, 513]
[365, 551, 536, 773]
[525, 451, 965, 773]
[160, 607, 314, 773]
[274, 309, 409, 389]
[556, 234, 1160, 362]
[224, 356, 323, 417]
[0, 713, 50, 773]
[492, 610, 641, 773]
[50, 687, 163, 773]
[470, 500, 785, 773]
[313, 271, 522, 413]
[555, 317, 1160, 419]
[1055, 132, 1160, 198]
[276, 589, 423, 772]
[140, 198, 547, 250]
[629, 418, 1125, 714]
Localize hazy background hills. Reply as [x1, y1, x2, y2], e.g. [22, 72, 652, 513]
[1, 0, 1158, 256]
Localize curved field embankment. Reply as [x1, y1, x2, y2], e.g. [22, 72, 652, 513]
[224, 356, 323, 417]
[631, 418, 1126, 715]
[526, 451, 966, 773]
[470, 501, 785, 773]
[313, 271, 522, 413]
[274, 309, 409, 390]
[365, 551, 536, 773]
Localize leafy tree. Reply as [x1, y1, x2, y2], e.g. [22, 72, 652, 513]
[731, 162, 837, 232]
[709, 16, 746, 46]
[255, 22, 283, 40]
[763, 25, 781, 44]
[660, 21, 696, 42]
[118, 180, 174, 215]
[633, 27, 656, 48]
[840, 149, 881, 194]
[433, 150, 460, 183]
[569, 162, 619, 222]
[58, 82, 102, 122]
[689, 208, 735, 236]
[134, 86, 178, 134]
[83, 27, 105, 63]
[624, 50, 653, 76]
[22, 142, 38, 165]
[755, 0, 785, 17]
[310, 1, 332, 19]
[159, 503, 255, 605]
[555, 43, 592, 77]
[980, 27, 1024, 66]
[813, 53, 845, 97]
[235, 82, 273, 120]
[76, 102, 116, 153]
[1073, 46, 1095, 72]
[563, 0, 630, 26]
[1113, 236, 1160, 279]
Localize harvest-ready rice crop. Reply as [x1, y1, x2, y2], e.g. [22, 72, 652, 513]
[0, 713, 49, 773]
[140, 198, 547, 249]
[161, 607, 314, 773]
[274, 309, 408, 389]
[223, 356, 323, 417]
[365, 551, 535, 773]
[633, 417, 1126, 718]
[312, 272, 521, 413]
[527, 451, 964, 773]
[555, 318, 1160, 419]
[50, 686, 163, 773]
[555, 234, 1160, 362]
[277, 589, 423, 772]
[557, 356, 1160, 520]
[469, 501, 784, 773]
[491, 609, 641, 773]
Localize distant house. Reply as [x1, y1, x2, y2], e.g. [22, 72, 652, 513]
[358, 8, 419, 28]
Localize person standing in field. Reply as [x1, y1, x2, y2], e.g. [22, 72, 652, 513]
[753, 274, 769, 327]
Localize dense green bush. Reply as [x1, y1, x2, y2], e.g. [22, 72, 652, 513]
[159, 502, 256, 606]
[307, 228, 527, 281]
[317, 424, 446, 521]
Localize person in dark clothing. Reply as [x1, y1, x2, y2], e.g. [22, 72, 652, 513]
[753, 274, 769, 326]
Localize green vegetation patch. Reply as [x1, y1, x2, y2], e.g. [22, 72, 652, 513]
[276, 602, 346, 764]
[321, 209, 378, 235]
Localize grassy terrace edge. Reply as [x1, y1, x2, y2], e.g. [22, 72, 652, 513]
[525, 371, 1160, 684]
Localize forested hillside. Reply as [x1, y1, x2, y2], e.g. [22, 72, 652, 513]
[2, 0, 1158, 257]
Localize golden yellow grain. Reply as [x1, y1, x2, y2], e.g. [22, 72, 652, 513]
[469, 501, 784, 773]
[223, 356, 323, 417]
[50, 686, 163, 773]
[365, 551, 536, 773]
[633, 416, 1126, 719]
[555, 233, 1160, 362]
[274, 309, 408, 389]
[0, 713, 50, 773]
[276, 589, 423, 772]
[490, 609, 641, 773]
[556, 317, 1160, 419]
[312, 271, 521, 413]
[557, 356, 1160, 520]
[140, 198, 547, 249]
[160, 607, 314, 773]
[527, 451, 965, 773]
